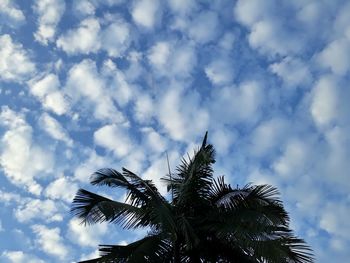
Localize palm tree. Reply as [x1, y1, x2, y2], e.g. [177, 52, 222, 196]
[71, 132, 313, 263]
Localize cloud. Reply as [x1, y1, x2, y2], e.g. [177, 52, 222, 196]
[0, 0, 25, 27]
[0, 189, 22, 205]
[0, 107, 54, 195]
[1, 251, 44, 263]
[72, 0, 95, 17]
[141, 127, 167, 154]
[65, 59, 125, 123]
[0, 34, 35, 82]
[101, 59, 134, 107]
[270, 57, 312, 87]
[210, 81, 264, 125]
[28, 73, 69, 115]
[310, 75, 339, 128]
[14, 198, 63, 223]
[101, 18, 131, 57]
[73, 150, 113, 183]
[67, 218, 108, 247]
[317, 38, 350, 76]
[94, 124, 134, 158]
[157, 86, 209, 142]
[319, 201, 350, 241]
[131, 0, 161, 29]
[272, 139, 309, 179]
[57, 17, 101, 54]
[32, 225, 69, 260]
[211, 128, 237, 155]
[57, 16, 131, 57]
[147, 41, 197, 78]
[168, 0, 196, 14]
[234, 0, 304, 56]
[187, 11, 220, 44]
[38, 113, 73, 146]
[205, 58, 234, 86]
[148, 42, 171, 68]
[44, 176, 78, 203]
[33, 0, 66, 45]
[133, 93, 154, 123]
[249, 118, 288, 157]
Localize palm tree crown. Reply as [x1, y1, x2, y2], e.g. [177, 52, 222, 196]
[71, 132, 314, 263]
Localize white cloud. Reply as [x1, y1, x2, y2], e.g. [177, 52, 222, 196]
[157, 87, 209, 141]
[45, 176, 78, 202]
[65, 59, 125, 123]
[133, 93, 154, 123]
[210, 81, 263, 125]
[101, 19, 131, 57]
[323, 126, 350, 189]
[0, 0, 25, 27]
[250, 118, 288, 157]
[272, 139, 309, 178]
[79, 250, 99, 262]
[67, 218, 108, 247]
[310, 75, 339, 127]
[94, 124, 134, 158]
[147, 41, 197, 78]
[148, 42, 171, 67]
[171, 44, 197, 77]
[317, 38, 350, 76]
[1, 250, 44, 263]
[211, 128, 237, 155]
[74, 150, 113, 183]
[234, 0, 303, 56]
[320, 202, 350, 240]
[15, 198, 63, 223]
[57, 16, 131, 57]
[73, 0, 95, 17]
[39, 113, 73, 146]
[141, 127, 167, 154]
[0, 107, 54, 195]
[205, 58, 234, 86]
[0, 189, 22, 205]
[28, 73, 69, 115]
[168, 0, 196, 14]
[270, 57, 312, 87]
[234, 0, 272, 27]
[132, 0, 161, 29]
[32, 225, 69, 260]
[248, 20, 298, 56]
[33, 0, 66, 45]
[188, 11, 219, 44]
[102, 59, 133, 107]
[57, 17, 101, 54]
[0, 34, 35, 82]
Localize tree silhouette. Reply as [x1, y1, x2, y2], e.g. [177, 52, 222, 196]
[71, 132, 313, 262]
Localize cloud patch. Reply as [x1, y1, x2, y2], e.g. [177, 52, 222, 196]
[33, 0, 66, 45]
[0, 35, 35, 82]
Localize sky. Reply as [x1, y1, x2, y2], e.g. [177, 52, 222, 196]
[0, 0, 349, 262]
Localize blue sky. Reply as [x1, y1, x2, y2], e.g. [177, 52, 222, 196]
[0, 0, 349, 262]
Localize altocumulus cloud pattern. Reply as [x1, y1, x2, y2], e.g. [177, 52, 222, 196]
[0, 0, 349, 262]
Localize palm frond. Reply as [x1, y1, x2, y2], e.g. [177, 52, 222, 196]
[251, 234, 314, 263]
[121, 168, 177, 235]
[81, 235, 172, 263]
[71, 189, 150, 228]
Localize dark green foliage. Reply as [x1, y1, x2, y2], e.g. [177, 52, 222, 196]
[72, 133, 314, 263]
